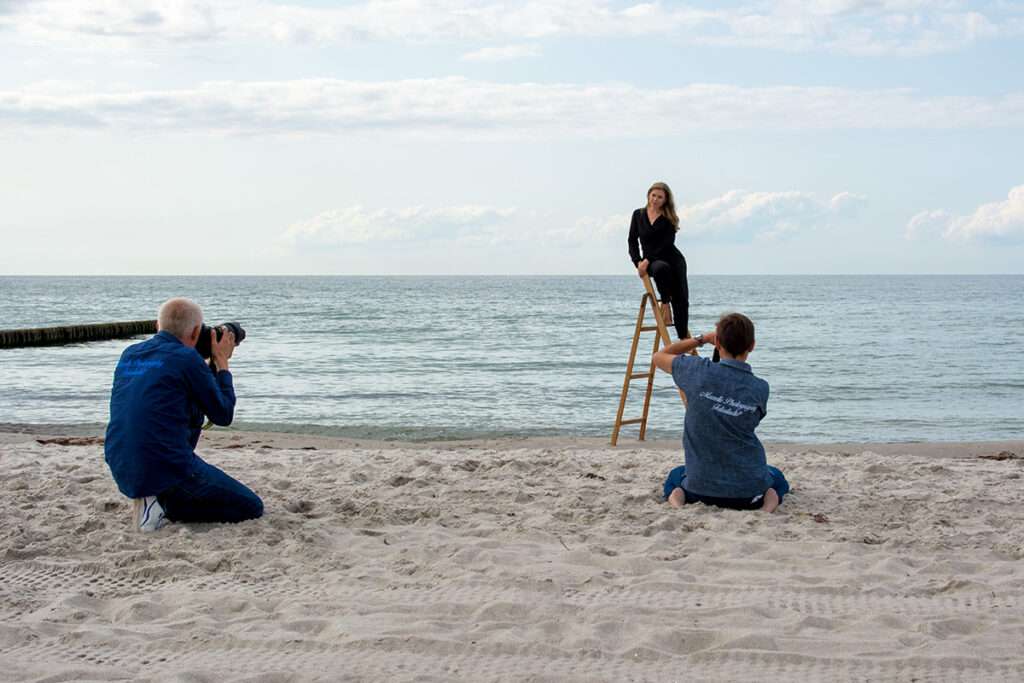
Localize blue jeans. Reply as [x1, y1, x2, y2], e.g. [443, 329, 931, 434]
[663, 465, 790, 509]
[157, 457, 264, 524]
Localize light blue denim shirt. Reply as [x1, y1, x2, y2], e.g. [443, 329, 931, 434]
[671, 354, 773, 498]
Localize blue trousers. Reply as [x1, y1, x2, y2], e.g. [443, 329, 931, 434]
[157, 457, 263, 524]
[663, 465, 790, 508]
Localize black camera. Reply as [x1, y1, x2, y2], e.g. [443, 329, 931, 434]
[195, 321, 246, 359]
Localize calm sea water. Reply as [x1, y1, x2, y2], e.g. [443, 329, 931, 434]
[0, 276, 1021, 443]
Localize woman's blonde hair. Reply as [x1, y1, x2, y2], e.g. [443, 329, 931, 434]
[647, 181, 679, 231]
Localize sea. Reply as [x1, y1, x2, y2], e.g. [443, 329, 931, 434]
[1, 275, 1021, 443]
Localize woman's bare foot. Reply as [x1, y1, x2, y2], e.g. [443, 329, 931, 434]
[660, 302, 673, 325]
[761, 488, 780, 513]
[668, 487, 685, 508]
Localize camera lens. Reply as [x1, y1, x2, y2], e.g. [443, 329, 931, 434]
[195, 322, 244, 359]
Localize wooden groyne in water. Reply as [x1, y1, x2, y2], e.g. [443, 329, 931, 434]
[0, 320, 156, 349]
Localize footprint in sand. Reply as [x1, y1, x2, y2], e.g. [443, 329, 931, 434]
[285, 499, 315, 514]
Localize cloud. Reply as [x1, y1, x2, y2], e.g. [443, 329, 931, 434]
[5, 0, 220, 42]
[280, 204, 615, 252]
[2, 79, 1022, 139]
[3, 0, 1022, 55]
[283, 191, 864, 253]
[829, 191, 867, 213]
[281, 205, 519, 249]
[557, 213, 631, 244]
[905, 209, 952, 240]
[679, 190, 866, 241]
[907, 185, 1024, 242]
[704, 1, 1013, 56]
[461, 44, 542, 62]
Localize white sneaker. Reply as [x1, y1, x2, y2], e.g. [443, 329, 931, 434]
[132, 496, 168, 532]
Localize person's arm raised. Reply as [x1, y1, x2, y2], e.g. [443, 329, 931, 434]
[185, 329, 237, 426]
[653, 333, 712, 373]
[211, 327, 234, 372]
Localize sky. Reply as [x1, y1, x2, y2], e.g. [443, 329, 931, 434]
[1, 0, 1022, 275]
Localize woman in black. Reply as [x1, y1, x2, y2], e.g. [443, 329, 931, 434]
[627, 181, 689, 340]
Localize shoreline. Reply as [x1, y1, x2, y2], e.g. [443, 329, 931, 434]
[2, 422, 1021, 459]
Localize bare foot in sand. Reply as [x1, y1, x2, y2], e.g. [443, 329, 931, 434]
[761, 488, 780, 513]
[668, 487, 685, 508]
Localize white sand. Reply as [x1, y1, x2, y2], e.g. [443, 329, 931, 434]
[2, 429, 1023, 682]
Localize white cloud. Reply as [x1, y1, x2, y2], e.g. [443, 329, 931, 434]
[2, 79, 1022, 139]
[905, 209, 952, 240]
[907, 185, 1024, 242]
[3, 0, 1021, 55]
[829, 191, 867, 213]
[709, 1, 1013, 55]
[283, 191, 864, 252]
[281, 204, 597, 250]
[679, 190, 866, 241]
[281, 205, 518, 248]
[559, 213, 631, 243]
[461, 44, 542, 62]
[4, 0, 220, 43]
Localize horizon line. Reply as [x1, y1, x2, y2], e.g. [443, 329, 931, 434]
[1, 272, 1021, 278]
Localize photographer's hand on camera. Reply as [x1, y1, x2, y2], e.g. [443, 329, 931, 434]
[211, 327, 235, 371]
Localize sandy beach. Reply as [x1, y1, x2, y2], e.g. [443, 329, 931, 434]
[2, 427, 1023, 682]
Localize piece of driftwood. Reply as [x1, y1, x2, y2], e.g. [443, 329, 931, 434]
[979, 451, 1021, 461]
[36, 436, 105, 446]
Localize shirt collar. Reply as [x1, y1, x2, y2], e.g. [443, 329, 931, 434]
[719, 358, 752, 373]
[156, 330, 184, 346]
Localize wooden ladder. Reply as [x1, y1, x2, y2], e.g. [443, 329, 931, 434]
[610, 275, 690, 446]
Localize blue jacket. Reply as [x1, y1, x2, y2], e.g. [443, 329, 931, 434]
[104, 331, 235, 498]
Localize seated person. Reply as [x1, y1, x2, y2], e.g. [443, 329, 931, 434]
[653, 312, 789, 512]
[104, 297, 263, 531]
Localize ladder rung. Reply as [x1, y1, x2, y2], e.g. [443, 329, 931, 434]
[639, 325, 659, 332]
[629, 372, 652, 380]
[619, 418, 644, 426]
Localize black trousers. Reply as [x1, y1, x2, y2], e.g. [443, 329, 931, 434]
[648, 256, 689, 339]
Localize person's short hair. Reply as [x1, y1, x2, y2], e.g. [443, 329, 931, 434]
[716, 312, 755, 356]
[157, 298, 203, 340]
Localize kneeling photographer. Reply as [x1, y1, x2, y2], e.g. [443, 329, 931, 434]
[104, 297, 263, 532]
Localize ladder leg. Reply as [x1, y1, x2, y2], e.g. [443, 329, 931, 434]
[638, 321, 662, 441]
[611, 292, 650, 446]
[642, 274, 674, 347]
[642, 274, 690, 407]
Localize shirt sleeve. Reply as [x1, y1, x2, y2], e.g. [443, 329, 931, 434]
[182, 352, 236, 426]
[671, 354, 703, 393]
[627, 210, 642, 267]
